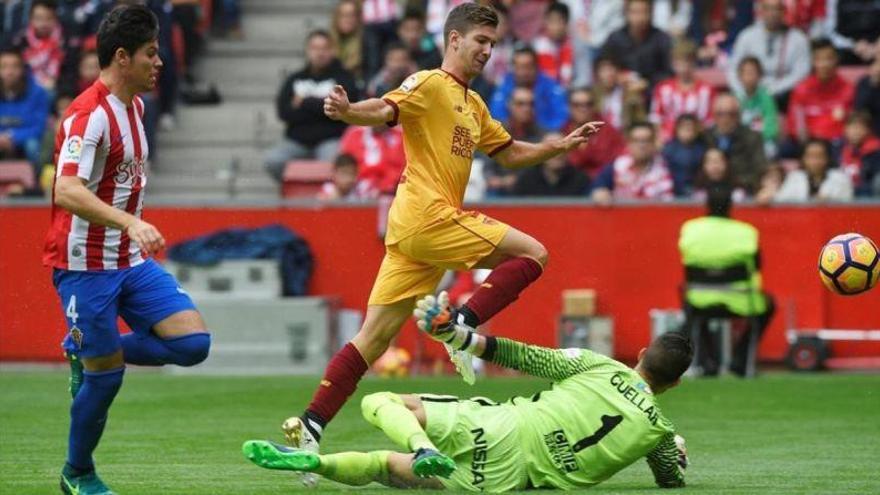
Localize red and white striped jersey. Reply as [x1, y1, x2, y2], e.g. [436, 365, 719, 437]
[650, 78, 715, 141]
[43, 80, 149, 271]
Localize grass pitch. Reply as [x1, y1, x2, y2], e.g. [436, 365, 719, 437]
[1, 371, 878, 494]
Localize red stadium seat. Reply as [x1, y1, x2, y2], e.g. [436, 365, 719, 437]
[0, 160, 35, 196]
[281, 160, 334, 198]
[694, 67, 728, 90]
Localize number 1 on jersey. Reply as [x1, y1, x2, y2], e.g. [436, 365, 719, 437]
[572, 414, 623, 453]
[66, 295, 79, 324]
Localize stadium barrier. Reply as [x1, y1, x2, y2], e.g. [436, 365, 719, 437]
[1, 201, 878, 363]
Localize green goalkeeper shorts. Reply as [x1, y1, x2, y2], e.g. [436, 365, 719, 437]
[420, 394, 529, 492]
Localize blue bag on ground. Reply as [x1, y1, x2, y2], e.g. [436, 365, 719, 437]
[166, 224, 313, 296]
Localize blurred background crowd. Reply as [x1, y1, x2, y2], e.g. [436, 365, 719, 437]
[2, 0, 880, 203]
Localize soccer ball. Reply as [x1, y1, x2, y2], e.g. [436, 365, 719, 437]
[372, 346, 412, 377]
[818, 233, 880, 295]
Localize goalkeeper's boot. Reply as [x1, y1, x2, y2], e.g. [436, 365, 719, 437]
[281, 416, 320, 487]
[414, 292, 477, 385]
[242, 440, 320, 472]
[65, 351, 84, 399]
[411, 448, 456, 479]
[60, 465, 115, 495]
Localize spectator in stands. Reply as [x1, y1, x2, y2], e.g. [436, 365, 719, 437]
[754, 162, 786, 205]
[215, 0, 243, 39]
[318, 153, 368, 201]
[826, 0, 880, 64]
[76, 49, 99, 94]
[593, 54, 647, 131]
[513, 133, 590, 197]
[366, 42, 415, 97]
[690, 147, 747, 202]
[599, 0, 673, 88]
[338, 123, 405, 196]
[506, 0, 549, 41]
[786, 39, 854, 150]
[735, 56, 780, 158]
[560, 0, 624, 87]
[564, 87, 625, 179]
[361, 0, 400, 80]
[663, 114, 707, 197]
[534, 2, 573, 87]
[702, 93, 767, 194]
[650, 39, 715, 142]
[490, 46, 568, 132]
[485, 86, 544, 197]
[0, 45, 49, 183]
[264, 30, 358, 182]
[652, 0, 693, 38]
[396, 8, 441, 71]
[727, 0, 810, 110]
[784, 0, 826, 37]
[840, 111, 880, 197]
[591, 121, 674, 205]
[855, 55, 880, 136]
[776, 139, 853, 201]
[331, 0, 364, 79]
[16, 0, 64, 91]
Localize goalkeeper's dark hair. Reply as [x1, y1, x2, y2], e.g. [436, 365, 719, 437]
[443, 3, 498, 48]
[97, 4, 159, 68]
[641, 332, 693, 387]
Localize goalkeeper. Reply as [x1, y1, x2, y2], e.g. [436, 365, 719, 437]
[243, 292, 692, 491]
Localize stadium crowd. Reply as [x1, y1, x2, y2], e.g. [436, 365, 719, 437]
[2, 0, 880, 202]
[278, 0, 880, 204]
[0, 0, 238, 195]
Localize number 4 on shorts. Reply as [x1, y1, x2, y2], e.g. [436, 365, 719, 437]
[66, 295, 79, 324]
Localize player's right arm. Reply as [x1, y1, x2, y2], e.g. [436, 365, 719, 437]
[54, 111, 164, 255]
[323, 85, 394, 127]
[645, 432, 686, 488]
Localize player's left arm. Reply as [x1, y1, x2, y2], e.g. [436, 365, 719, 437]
[645, 432, 687, 489]
[492, 121, 605, 170]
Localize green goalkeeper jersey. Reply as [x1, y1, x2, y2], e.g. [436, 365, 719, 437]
[490, 338, 685, 489]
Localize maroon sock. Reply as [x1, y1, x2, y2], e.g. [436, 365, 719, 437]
[305, 342, 369, 427]
[462, 256, 543, 325]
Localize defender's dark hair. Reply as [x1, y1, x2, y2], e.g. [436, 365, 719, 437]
[443, 3, 498, 48]
[97, 4, 159, 68]
[641, 332, 694, 387]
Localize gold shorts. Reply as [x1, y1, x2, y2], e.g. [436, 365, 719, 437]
[367, 210, 510, 306]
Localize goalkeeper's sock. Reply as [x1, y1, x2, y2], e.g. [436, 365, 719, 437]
[361, 392, 436, 452]
[462, 257, 543, 325]
[316, 450, 392, 486]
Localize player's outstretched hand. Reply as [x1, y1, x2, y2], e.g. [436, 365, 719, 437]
[323, 85, 350, 121]
[126, 218, 165, 256]
[413, 291, 454, 341]
[560, 120, 605, 151]
[674, 434, 688, 470]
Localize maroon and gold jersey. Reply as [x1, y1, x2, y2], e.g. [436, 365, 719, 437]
[382, 69, 512, 243]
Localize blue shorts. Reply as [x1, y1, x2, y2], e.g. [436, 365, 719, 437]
[53, 258, 197, 358]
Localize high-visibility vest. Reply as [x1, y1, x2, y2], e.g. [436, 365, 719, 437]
[678, 216, 767, 316]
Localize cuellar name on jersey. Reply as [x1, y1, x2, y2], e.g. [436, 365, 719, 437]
[610, 373, 660, 426]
